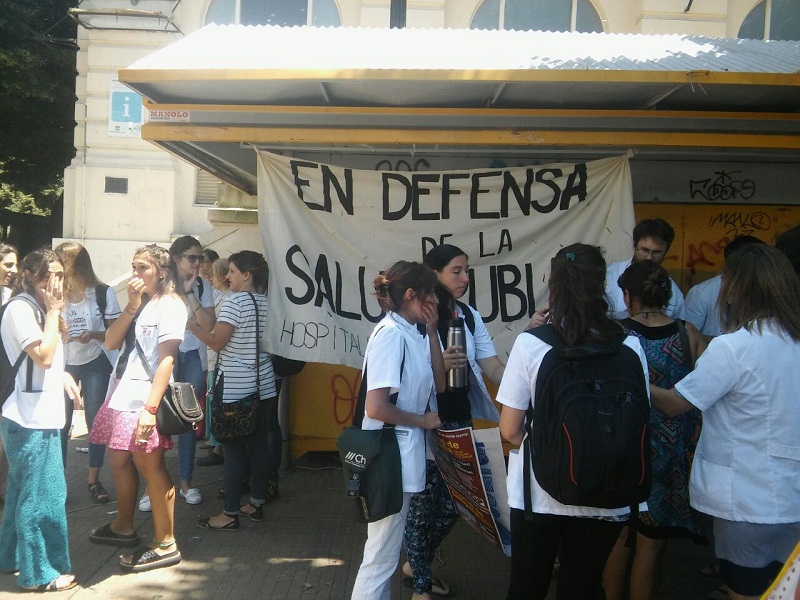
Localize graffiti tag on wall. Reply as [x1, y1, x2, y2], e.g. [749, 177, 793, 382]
[690, 170, 756, 202]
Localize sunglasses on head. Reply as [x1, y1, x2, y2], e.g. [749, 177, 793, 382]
[183, 254, 203, 263]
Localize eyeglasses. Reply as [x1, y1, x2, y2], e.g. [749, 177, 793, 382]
[182, 254, 203, 263]
[635, 246, 666, 258]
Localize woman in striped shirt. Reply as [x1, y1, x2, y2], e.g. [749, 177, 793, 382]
[189, 251, 277, 530]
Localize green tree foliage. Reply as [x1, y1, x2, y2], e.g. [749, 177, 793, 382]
[0, 0, 77, 214]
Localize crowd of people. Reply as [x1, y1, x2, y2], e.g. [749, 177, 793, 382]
[0, 217, 798, 599]
[0, 239, 280, 589]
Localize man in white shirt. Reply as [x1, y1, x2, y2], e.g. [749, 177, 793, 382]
[684, 235, 764, 337]
[605, 218, 686, 320]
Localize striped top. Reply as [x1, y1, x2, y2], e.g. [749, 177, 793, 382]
[216, 291, 276, 402]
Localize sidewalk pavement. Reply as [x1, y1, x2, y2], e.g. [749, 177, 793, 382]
[0, 414, 722, 599]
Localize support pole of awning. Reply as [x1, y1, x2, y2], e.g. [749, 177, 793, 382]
[390, 0, 407, 29]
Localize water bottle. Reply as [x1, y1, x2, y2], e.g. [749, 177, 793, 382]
[446, 313, 468, 391]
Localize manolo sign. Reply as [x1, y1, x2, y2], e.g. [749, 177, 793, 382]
[257, 151, 636, 369]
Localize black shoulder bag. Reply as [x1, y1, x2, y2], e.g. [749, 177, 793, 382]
[210, 292, 263, 444]
[336, 336, 405, 523]
[135, 341, 203, 436]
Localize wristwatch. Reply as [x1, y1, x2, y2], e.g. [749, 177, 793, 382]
[143, 405, 158, 415]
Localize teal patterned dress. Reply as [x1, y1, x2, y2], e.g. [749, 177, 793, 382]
[621, 319, 706, 542]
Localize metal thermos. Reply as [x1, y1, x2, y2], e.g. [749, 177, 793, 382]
[446, 314, 468, 391]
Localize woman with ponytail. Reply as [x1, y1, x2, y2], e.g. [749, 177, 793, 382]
[351, 261, 446, 600]
[497, 244, 649, 600]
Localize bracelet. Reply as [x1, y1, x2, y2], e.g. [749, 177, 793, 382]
[143, 404, 158, 415]
[123, 307, 137, 318]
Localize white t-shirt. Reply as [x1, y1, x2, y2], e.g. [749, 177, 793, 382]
[109, 295, 186, 412]
[179, 277, 215, 370]
[675, 323, 800, 523]
[497, 328, 649, 517]
[361, 312, 434, 494]
[216, 292, 276, 402]
[605, 258, 686, 320]
[1, 287, 10, 305]
[63, 285, 122, 366]
[684, 274, 722, 337]
[0, 294, 67, 429]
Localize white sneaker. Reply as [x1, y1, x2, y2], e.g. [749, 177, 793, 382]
[180, 488, 202, 505]
[138, 494, 151, 512]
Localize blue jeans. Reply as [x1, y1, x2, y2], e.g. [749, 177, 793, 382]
[214, 370, 275, 515]
[62, 353, 113, 469]
[175, 349, 206, 484]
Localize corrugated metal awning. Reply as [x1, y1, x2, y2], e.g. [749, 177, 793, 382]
[119, 25, 800, 193]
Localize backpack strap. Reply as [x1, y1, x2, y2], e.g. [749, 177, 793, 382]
[197, 278, 204, 300]
[1, 297, 44, 396]
[455, 300, 476, 335]
[96, 284, 110, 328]
[675, 319, 693, 372]
[521, 324, 563, 520]
[352, 329, 406, 429]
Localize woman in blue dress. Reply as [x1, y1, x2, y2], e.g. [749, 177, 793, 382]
[604, 260, 707, 600]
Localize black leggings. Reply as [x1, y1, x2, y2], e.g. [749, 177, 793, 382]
[506, 509, 622, 600]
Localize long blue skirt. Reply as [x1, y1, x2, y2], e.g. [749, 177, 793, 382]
[0, 417, 71, 588]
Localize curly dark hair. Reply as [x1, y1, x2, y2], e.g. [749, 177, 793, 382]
[617, 261, 672, 310]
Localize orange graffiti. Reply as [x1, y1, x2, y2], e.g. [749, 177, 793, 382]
[331, 371, 361, 425]
[685, 236, 730, 276]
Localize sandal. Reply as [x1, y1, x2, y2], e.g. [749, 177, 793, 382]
[22, 573, 77, 592]
[88, 481, 110, 504]
[196, 515, 239, 531]
[119, 547, 181, 573]
[239, 502, 263, 522]
[89, 523, 140, 547]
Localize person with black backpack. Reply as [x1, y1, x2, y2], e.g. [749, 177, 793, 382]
[0, 247, 80, 592]
[55, 242, 121, 504]
[497, 243, 650, 600]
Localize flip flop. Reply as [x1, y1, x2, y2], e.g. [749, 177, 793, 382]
[196, 515, 240, 531]
[402, 575, 452, 597]
[119, 547, 181, 573]
[89, 523, 140, 547]
[22, 574, 77, 593]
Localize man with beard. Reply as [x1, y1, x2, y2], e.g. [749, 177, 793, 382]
[605, 218, 686, 320]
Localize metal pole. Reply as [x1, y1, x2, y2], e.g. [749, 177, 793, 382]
[390, 0, 406, 29]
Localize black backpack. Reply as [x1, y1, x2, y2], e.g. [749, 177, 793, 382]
[0, 297, 44, 407]
[523, 324, 651, 513]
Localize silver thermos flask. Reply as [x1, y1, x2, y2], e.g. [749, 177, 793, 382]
[446, 313, 468, 391]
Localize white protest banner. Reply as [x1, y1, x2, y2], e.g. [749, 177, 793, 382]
[257, 150, 635, 368]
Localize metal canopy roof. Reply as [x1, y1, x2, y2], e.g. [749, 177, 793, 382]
[119, 25, 800, 194]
